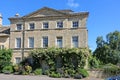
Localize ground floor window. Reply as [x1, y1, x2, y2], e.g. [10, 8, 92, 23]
[56, 37, 63, 48]
[15, 57, 21, 64]
[0, 45, 4, 49]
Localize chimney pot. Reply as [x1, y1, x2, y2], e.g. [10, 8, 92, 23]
[0, 13, 2, 27]
[15, 13, 20, 17]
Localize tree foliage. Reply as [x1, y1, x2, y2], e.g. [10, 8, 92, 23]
[0, 49, 12, 72]
[94, 31, 120, 64]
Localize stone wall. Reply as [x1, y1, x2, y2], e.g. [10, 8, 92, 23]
[88, 70, 109, 78]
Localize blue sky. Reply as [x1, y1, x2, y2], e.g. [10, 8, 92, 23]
[0, 0, 120, 51]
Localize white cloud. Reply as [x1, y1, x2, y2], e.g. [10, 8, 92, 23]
[67, 0, 79, 8]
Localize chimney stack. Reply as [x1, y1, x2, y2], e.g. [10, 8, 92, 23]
[15, 13, 20, 17]
[0, 13, 2, 27]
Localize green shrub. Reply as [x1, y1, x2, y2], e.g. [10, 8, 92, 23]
[89, 57, 100, 69]
[13, 65, 19, 72]
[77, 68, 89, 78]
[49, 72, 61, 78]
[34, 68, 42, 75]
[0, 49, 12, 72]
[65, 68, 75, 77]
[2, 65, 13, 74]
[22, 65, 32, 75]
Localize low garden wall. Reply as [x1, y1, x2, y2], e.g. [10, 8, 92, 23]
[88, 70, 108, 78]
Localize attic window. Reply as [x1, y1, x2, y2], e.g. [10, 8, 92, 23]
[72, 21, 79, 28]
[43, 22, 49, 29]
[29, 23, 35, 30]
[57, 21, 63, 28]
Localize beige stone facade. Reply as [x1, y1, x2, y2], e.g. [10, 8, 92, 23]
[0, 35, 9, 49]
[9, 7, 89, 64]
[0, 14, 10, 49]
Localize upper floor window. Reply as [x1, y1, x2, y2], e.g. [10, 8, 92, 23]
[72, 36, 78, 48]
[43, 22, 49, 29]
[42, 36, 48, 48]
[16, 38, 21, 48]
[57, 21, 63, 28]
[16, 24, 22, 30]
[56, 37, 63, 48]
[28, 37, 34, 48]
[72, 21, 79, 28]
[29, 23, 35, 30]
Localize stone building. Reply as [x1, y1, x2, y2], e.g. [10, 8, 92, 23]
[0, 13, 10, 49]
[8, 7, 89, 64]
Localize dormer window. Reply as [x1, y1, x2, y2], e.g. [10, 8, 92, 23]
[29, 23, 35, 30]
[57, 21, 63, 28]
[16, 24, 22, 30]
[43, 22, 49, 29]
[72, 21, 79, 28]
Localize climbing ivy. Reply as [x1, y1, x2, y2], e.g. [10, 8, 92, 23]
[29, 48, 90, 77]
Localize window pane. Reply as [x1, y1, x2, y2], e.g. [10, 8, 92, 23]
[16, 24, 22, 30]
[73, 21, 79, 28]
[16, 38, 21, 48]
[72, 36, 78, 48]
[29, 37, 34, 48]
[57, 22, 63, 28]
[43, 22, 48, 29]
[15, 57, 21, 64]
[29, 23, 34, 30]
[43, 37, 48, 48]
[57, 37, 63, 48]
[0, 45, 4, 49]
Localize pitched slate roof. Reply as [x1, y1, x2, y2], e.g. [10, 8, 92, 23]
[0, 27, 10, 32]
[0, 26, 10, 36]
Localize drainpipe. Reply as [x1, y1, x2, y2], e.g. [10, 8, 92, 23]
[21, 18, 25, 61]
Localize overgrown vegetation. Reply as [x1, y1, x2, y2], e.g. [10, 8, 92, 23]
[0, 49, 12, 72]
[88, 56, 100, 69]
[33, 68, 42, 75]
[94, 31, 120, 65]
[93, 31, 120, 77]
[102, 63, 120, 76]
[29, 48, 90, 78]
[2, 65, 13, 74]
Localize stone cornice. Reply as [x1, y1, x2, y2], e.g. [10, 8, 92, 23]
[10, 27, 87, 32]
[9, 12, 89, 21]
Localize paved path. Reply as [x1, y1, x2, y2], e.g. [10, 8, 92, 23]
[0, 74, 103, 80]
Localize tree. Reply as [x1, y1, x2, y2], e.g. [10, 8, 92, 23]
[94, 31, 120, 64]
[0, 49, 12, 72]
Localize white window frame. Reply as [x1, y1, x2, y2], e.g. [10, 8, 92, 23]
[57, 21, 63, 28]
[43, 22, 49, 29]
[72, 21, 79, 28]
[29, 23, 35, 30]
[16, 24, 22, 30]
[28, 37, 34, 48]
[42, 36, 48, 48]
[15, 38, 21, 48]
[56, 37, 63, 48]
[72, 36, 79, 48]
[15, 57, 21, 64]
